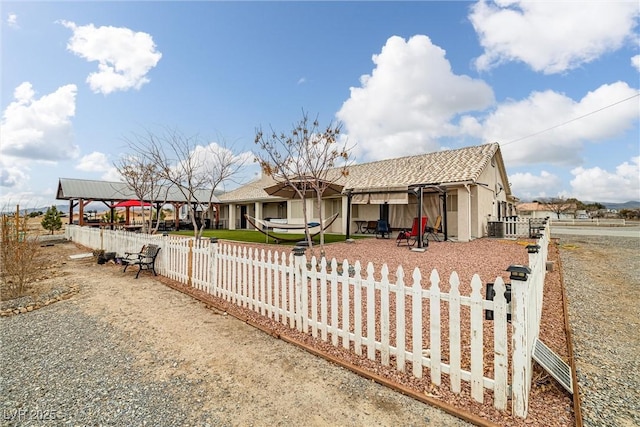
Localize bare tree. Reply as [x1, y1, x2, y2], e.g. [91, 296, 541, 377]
[254, 111, 351, 252]
[114, 154, 169, 234]
[539, 197, 575, 219]
[123, 127, 246, 240]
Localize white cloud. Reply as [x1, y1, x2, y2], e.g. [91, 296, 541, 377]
[0, 155, 29, 188]
[7, 12, 19, 29]
[100, 167, 124, 182]
[509, 170, 562, 201]
[632, 55, 640, 72]
[570, 157, 640, 203]
[0, 82, 80, 161]
[60, 20, 162, 95]
[297, 77, 307, 85]
[76, 152, 112, 172]
[470, 0, 640, 74]
[337, 35, 494, 161]
[477, 82, 639, 167]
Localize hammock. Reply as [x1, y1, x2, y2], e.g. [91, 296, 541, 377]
[245, 212, 340, 244]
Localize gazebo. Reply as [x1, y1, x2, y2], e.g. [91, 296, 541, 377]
[56, 178, 220, 230]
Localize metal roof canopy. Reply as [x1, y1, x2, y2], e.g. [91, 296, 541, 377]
[56, 178, 220, 204]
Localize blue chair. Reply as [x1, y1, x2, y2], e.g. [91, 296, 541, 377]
[375, 219, 390, 239]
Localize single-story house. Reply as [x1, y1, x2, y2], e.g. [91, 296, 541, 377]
[515, 201, 576, 220]
[218, 142, 517, 242]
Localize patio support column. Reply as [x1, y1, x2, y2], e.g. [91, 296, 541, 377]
[229, 203, 237, 230]
[442, 191, 448, 241]
[345, 191, 352, 239]
[417, 186, 425, 248]
[254, 202, 263, 221]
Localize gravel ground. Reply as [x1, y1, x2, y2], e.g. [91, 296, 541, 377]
[556, 233, 640, 427]
[1, 302, 216, 426]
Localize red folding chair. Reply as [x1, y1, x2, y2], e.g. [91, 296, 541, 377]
[396, 217, 428, 247]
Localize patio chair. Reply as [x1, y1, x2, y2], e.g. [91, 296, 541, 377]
[396, 217, 428, 247]
[425, 215, 442, 241]
[375, 219, 390, 239]
[365, 220, 378, 234]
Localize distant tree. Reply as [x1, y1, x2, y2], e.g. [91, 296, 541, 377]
[540, 197, 575, 219]
[620, 208, 640, 220]
[28, 211, 42, 218]
[254, 111, 352, 251]
[102, 210, 124, 224]
[41, 206, 62, 235]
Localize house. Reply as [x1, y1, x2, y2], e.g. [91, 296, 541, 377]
[218, 143, 517, 242]
[516, 201, 576, 220]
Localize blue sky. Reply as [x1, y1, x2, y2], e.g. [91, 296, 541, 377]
[1, 1, 639, 209]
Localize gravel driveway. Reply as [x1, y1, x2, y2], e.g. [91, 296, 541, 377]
[554, 231, 640, 427]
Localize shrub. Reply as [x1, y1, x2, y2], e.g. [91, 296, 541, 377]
[1, 211, 43, 300]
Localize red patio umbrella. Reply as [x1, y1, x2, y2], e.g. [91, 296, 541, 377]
[112, 200, 152, 208]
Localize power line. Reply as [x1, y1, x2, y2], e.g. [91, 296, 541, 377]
[501, 92, 640, 147]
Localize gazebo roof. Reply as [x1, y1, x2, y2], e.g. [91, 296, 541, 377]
[56, 178, 220, 204]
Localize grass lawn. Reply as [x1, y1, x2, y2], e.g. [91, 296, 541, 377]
[172, 229, 368, 245]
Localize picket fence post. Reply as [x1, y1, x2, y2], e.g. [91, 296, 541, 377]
[209, 238, 218, 295]
[511, 273, 531, 418]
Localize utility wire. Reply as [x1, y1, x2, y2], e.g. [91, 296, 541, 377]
[501, 92, 640, 147]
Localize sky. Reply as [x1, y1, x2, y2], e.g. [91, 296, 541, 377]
[1, 0, 639, 210]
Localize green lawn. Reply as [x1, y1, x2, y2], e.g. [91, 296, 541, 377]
[172, 229, 368, 245]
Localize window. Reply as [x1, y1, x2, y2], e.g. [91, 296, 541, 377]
[447, 194, 458, 212]
[290, 200, 303, 217]
[325, 199, 342, 217]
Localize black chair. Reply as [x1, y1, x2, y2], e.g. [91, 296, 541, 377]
[375, 220, 390, 239]
[425, 215, 442, 241]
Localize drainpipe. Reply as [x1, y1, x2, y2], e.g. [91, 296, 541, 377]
[414, 186, 425, 248]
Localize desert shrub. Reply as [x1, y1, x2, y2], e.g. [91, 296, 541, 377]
[0, 211, 43, 300]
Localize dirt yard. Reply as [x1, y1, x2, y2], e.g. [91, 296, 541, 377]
[2, 239, 472, 426]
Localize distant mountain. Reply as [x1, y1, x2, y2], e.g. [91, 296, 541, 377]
[0, 205, 70, 216]
[516, 199, 640, 210]
[602, 201, 640, 210]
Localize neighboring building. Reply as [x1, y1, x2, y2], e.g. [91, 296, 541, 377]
[516, 201, 576, 220]
[218, 143, 517, 242]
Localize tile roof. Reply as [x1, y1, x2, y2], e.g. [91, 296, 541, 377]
[219, 142, 503, 202]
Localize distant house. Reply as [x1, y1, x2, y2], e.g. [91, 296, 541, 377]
[218, 143, 517, 242]
[516, 201, 576, 220]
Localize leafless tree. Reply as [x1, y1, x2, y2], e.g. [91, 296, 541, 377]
[254, 111, 351, 251]
[122, 127, 246, 240]
[114, 154, 169, 234]
[539, 196, 575, 219]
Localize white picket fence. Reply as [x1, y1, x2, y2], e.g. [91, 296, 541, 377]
[66, 225, 550, 418]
